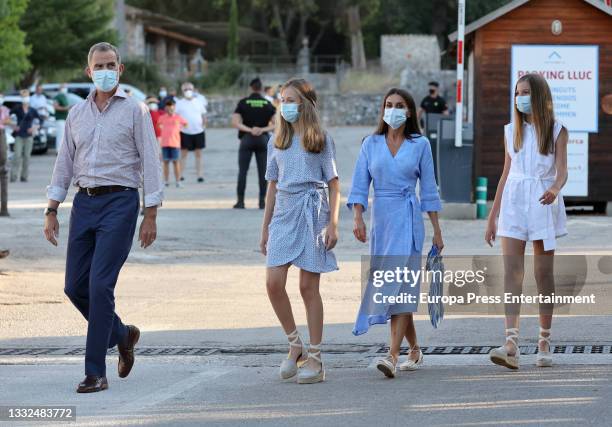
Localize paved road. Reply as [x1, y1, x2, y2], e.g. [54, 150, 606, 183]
[1, 127, 611, 426]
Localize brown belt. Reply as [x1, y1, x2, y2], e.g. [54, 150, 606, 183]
[78, 186, 137, 197]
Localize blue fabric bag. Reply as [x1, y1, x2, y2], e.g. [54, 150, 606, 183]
[426, 245, 445, 328]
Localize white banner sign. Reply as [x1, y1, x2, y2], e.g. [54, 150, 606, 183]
[564, 132, 588, 197]
[511, 45, 599, 132]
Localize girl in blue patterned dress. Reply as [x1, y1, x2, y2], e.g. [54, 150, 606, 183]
[348, 88, 444, 378]
[260, 78, 340, 384]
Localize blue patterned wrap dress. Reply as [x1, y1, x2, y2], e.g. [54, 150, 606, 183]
[265, 134, 339, 273]
[347, 133, 442, 335]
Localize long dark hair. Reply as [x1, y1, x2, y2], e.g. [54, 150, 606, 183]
[374, 88, 421, 138]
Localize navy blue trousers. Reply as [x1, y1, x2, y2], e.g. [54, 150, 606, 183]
[64, 189, 139, 376]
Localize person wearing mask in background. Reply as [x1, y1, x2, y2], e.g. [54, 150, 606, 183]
[146, 96, 163, 144]
[10, 90, 40, 183]
[0, 93, 10, 216]
[158, 99, 187, 188]
[159, 86, 167, 98]
[30, 84, 49, 121]
[53, 84, 71, 153]
[264, 86, 275, 104]
[44, 42, 163, 393]
[158, 86, 170, 109]
[417, 81, 449, 128]
[266, 85, 281, 108]
[231, 77, 276, 209]
[176, 82, 207, 183]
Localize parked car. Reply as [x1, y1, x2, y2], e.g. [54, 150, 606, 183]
[5, 91, 85, 153]
[32, 83, 147, 102]
[2, 95, 53, 154]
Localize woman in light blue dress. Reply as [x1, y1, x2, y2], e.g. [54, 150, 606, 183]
[260, 78, 340, 384]
[347, 88, 444, 378]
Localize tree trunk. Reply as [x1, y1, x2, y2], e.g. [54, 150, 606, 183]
[292, 11, 309, 55]
[272, 2, 290, 56]
[347, 5, 366, 70]
[431, 0, 451, 51]
[20, 68, 39, 89]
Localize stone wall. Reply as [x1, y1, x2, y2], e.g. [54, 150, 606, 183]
[381, 35, 441, 75]
[400, 69, 457, 112]
[125, 19, 145, 59]
[205, 81, 460, 128]
[205, 93, 385, 128]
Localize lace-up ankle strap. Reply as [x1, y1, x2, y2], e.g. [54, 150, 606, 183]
[308, 343, 322, 362]
[539, 328, 551, 345]
[505, 328, 519, 346]
[287, 329, 303, 347]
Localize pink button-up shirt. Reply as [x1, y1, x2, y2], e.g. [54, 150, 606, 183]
[47, 86, 163, 207]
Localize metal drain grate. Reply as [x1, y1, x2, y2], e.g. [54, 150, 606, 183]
[0, 347, 218, 357]
[374, 345, 612, 355]
[1, 345, 611, 357]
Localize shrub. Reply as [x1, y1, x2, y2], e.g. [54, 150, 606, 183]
[196, 59, 253, 91]
[120, 58, 167, 94]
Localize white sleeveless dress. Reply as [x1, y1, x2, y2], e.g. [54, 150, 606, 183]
[497, 120, 568, 251]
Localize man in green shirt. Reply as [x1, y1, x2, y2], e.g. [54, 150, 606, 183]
[53, 83, 71, 151]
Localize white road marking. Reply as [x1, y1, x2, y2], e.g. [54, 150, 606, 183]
[116, 368, 232, 414]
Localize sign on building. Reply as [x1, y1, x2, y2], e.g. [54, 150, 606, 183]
[565, 132, 589, 197]
[511, 44, 599, 196]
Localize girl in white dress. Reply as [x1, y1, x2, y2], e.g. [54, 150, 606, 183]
[485, 73, 568, 370]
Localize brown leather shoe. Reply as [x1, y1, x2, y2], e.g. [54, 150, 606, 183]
[76, 375, 108, 393]
[118, 325, 140, 378]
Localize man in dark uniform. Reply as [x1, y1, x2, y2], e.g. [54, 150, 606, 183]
[231, 77, 276, 209]
[417, 81, 449, 125]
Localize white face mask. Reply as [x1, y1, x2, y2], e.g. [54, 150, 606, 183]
[383, 107, 407, 129]
[148, 103, 158, 111]
[22, 97, 30, 104]
[183, 90, 194, 99]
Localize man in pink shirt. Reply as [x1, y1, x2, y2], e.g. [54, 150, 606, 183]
[158, 98, 187, 187]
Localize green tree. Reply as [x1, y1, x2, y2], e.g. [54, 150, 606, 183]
[19, 0, 117, 85]
[0, 0, 31, 89]
[227, 0, 239, 59]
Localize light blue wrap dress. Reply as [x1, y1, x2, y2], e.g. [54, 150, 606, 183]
[347, 133, 442, 335]
[265, 134, 339, 273]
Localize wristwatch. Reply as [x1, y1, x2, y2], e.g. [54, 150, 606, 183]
[44, 207, 58, 216]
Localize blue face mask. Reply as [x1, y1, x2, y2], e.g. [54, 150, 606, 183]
[516, 95, 532, 114]
[280, 103, 300, 123]
[92, 69, 119, 92]
[383, 108, 407, 129]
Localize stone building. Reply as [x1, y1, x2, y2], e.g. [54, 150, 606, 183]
[113, 2, 277, 80]
[114, 4, 207, 79]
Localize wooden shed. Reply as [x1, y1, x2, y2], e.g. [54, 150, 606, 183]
[449, 0, 612, 210]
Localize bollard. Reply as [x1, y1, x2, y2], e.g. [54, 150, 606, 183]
[476, 176, 488, 219]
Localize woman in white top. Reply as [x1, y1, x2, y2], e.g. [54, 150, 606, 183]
[485, 73, 568, 370]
